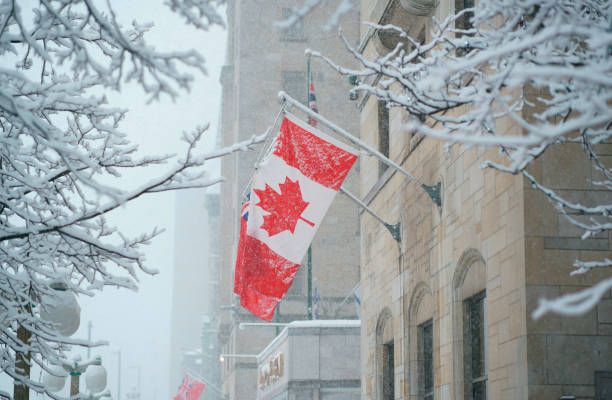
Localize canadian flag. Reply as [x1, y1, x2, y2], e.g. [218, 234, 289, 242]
[235, 115, 357, 320]
[173, 375, 205, 400]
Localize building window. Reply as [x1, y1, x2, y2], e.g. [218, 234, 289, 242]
[282, 70, 306, 103]
[595, 371, 612, 399]
[378, 100, 390, 177]
[286, 265, 304, 296]
[455, 0, 474, 31]
[464, 291, 487, 400]
[281, 8, 305, 42]
[377, 308, 394, 400]
[418, 319, 434, 400]
[455, 0, 474, 56]
[382, 340, 394, 400]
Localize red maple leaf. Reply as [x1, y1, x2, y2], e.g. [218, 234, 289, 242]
[254, 177, 315, 236]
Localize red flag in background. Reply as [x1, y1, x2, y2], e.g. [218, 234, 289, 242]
[234, 115, 357, 320]
[173, 375, 205, 400]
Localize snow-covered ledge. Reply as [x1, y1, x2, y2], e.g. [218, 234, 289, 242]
[256, 320, 361, 400]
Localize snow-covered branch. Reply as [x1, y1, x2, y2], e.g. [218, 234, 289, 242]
[0, 0, 242, 395]
[315, 0, 612, 317]
[532, 277, 612, 318]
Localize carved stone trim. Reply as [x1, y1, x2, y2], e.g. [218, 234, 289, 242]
[400, 0, 440, 16]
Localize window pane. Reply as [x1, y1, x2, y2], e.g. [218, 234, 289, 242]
[282, 71, 306, 103]
[470, 294, 485, 380]
[454, 0, 474, 56]
[281, 8, 305, 41]
[383, 341, 394, 400]
[473, 380, 486, 400]
[464, 291, 487, 400]
[286, 265, 304, 296]
[377, 101, 389, 176]
[419, 319, 434, 398]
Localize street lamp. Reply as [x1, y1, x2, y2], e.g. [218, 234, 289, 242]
[38, 279, 111, 399]
[14, 280, 82, 400]
[43, 355, 110, 399]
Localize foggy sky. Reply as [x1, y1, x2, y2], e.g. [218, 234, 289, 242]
[0, 2, 226, 399]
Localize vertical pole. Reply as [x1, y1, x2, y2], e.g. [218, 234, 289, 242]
[307, 55, 312, 125]
[307, 247, 312, 320]
[117, 350, 121, 400]
[275, 308, 280, 336]
[70, 373, 80, 398]
[306, 56, 313, 321]
[87, 321, 92, 359]
[14, 325, 31, 400]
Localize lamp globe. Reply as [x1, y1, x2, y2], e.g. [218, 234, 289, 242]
[40, 281, 81, 337]
[85, 360, 107, 393]
[42, 366, 67, 393]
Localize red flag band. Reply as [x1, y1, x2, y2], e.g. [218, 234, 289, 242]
[234, 115, 357, 320]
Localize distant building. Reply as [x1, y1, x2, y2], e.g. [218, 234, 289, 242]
[169, 191, 221, 397]
[200, 194, 222, 399]
[215, 1, 362, 399]
[200, 313, 222, 399]
[357, 1, 612, 399]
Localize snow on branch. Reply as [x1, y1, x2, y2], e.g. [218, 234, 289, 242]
[165, 0, 226, 30]
[0, 0, 248, 394]
[532, 277, 612, 318]
[314, 0, 612, 317]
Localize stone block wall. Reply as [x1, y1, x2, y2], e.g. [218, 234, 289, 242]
[358, 93, 532, 399]
[524, 138, 612, 399]
[358, 2, 612, 400]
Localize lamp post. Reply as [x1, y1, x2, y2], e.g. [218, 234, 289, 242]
[37, 279, 110, 399]
[14, 280, 81, 400]
[112, 350, 121, 400]
[44, 356, 110, 399]
[14, 315, 32, 400]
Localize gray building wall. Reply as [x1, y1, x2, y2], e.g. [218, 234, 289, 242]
[216, 1, 363, 399]
[257, 321, 361, 400]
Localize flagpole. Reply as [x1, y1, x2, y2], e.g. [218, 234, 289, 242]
[306, 55, 313, 321]
[339, 186, 401, 243]
[277, 91, 442, 207]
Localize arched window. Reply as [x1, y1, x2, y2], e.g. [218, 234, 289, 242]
[452, 249, 487, 400]
[407, 283, 434, 400]
[376, 308, 394, 400]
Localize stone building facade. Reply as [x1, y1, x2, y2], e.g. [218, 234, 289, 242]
[215, 2, 362, 399]
[357, 1, 612, 399]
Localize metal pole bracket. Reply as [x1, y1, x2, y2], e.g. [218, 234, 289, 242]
[421, 182, 442, 207]
[383, 222, 401, 244]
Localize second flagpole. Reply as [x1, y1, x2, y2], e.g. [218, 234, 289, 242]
[306, 55, 313, 320]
